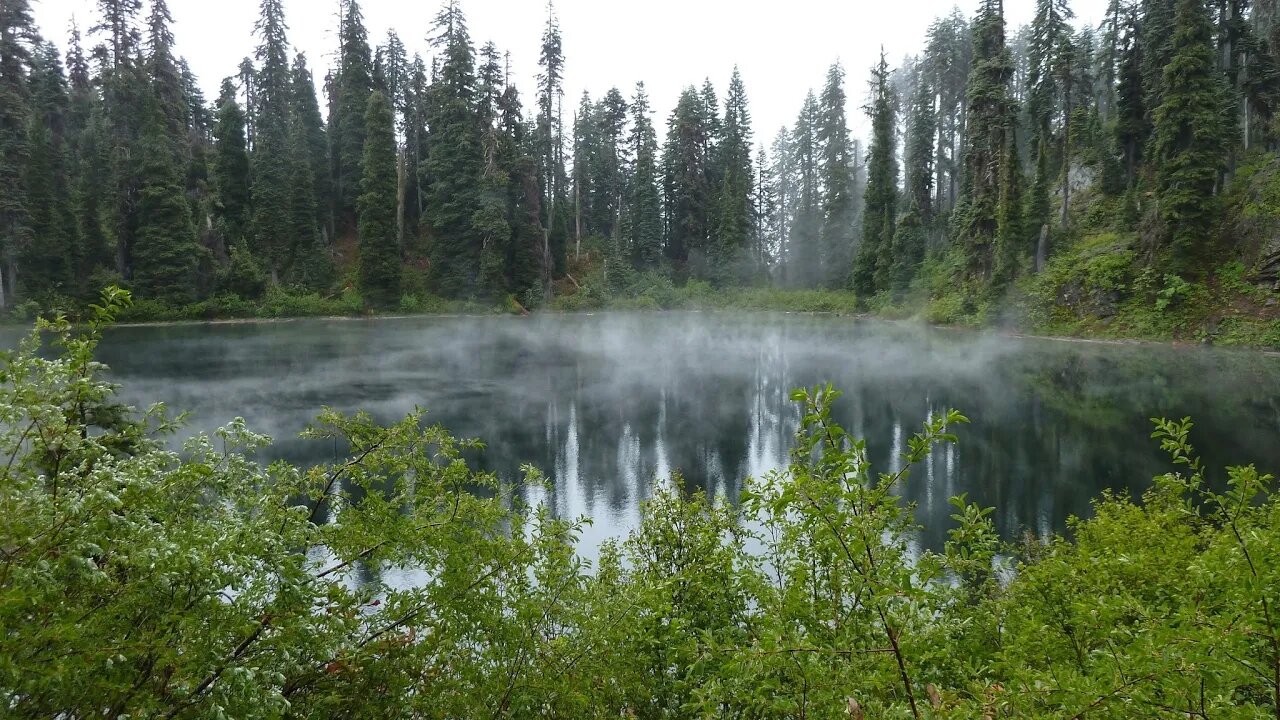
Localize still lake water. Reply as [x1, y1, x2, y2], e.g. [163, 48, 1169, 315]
[82, 313, 1280, 550]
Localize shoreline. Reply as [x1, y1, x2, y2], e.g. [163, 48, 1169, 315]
[45, 306, 1278, 356]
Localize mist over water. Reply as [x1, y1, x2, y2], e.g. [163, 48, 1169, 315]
[84, 313, 1280, 550]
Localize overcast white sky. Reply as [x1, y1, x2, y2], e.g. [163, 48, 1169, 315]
[33, 0, 1110, 146]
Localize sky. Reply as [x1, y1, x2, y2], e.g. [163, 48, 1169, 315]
[32, 0, 1111, 146]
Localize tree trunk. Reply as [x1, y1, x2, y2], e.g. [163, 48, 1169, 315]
[1036, 224, 1049, 273]
[1060, 103, 1071, 230]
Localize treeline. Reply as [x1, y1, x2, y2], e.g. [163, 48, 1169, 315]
[0, 0, 1274, 311]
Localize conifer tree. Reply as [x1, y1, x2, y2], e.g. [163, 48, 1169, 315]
[904, 68, 937, 226]
[252, 0, 291, 136]
[1152, 0, 1232, 274]
[0, 0, 33, 306]
[22, 43, 79, 297]
[424, 0, 482, 297]
[753, 145, 779, 269]
[94, 0, 142, 67]
[145, 0, 186, 138]
[93, 0, 146, 283]
[65, 23, 111, 288]
[132, 109, 198, 303]
[290, 54, 330, 241]
[333, 0, 374, 236]
[572, 91, 596, 248]
[925, 9, 972, 213]
[628, 82, 663, 271]
[1026, 0, 1074, 234]
[788, 93, 821, 288]
[357, 91, 400, 308]
[374, 30, 408, 113]
[1140, 0, 1177, 128]
[854, 52, 897, 297]
[1114, 8, 1145, 190]
[286, 100, 332, 290]
[817, 61, 856, 290]
[713, 67, 754, 283]
[594, 88, 628, 244]
[248, 0, 293, 279]
[212, 79, 251, 249]
[770, 127, 796, 277]
[497, 80, 545, 298]
[537, 1, 569, 288]
[475, 43, 511, 295]
[954, 0, 1018, 284]
[662, 87, 711, 275]
[402, 54, 429, 244]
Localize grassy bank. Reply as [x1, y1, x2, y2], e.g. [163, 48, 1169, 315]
[8, 252, 1278, 349]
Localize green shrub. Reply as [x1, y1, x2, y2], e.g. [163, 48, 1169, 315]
[399, 293, 451, 314]
[9, 299, 41, 322]
[216, 242, 268, 300]
[117, 297, 184, 322]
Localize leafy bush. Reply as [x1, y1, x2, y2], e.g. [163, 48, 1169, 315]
[9, 299, 41, 322]
[399, 293, 451, 314]
[216, 242, 268, 300]
[257, 286, 364, 318]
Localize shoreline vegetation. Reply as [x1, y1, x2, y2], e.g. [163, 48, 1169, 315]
[3, 291, 1279, 718]
[12, 269, 1277, 351]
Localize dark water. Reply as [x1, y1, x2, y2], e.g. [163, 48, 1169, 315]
[75, 313, 1280, 550]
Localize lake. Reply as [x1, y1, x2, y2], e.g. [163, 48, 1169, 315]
[78, 313, 1280, 551]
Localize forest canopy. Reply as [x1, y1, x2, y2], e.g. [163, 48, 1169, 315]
[1, 0, 1278, 339]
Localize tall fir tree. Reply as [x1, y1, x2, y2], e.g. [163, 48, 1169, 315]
[290, 54, 330, 242]
[770, 127, 796, 279]
[1026, 0, 1074, 234]
[423, 0, 482, 297]
[662, 87, 711, 276]
[248, 0, 293, 279]
[132, 107, 199, 303]
[954, 0, 1019, 285]
[402, 54, 429, 245]
[65, 23, 111, 288]
[145, 0, 186, 138]
[713, 67, 754, 283]
[333, 0, 374, 237]
[497, 78, 546, 298]
[212, 79, 251, 250]
[628, 82, 663, 272]
[594, 87, 628, 244]
[788, 92, 821, 288]
[752, 145, 779, 270]
[357, 91, 400, 308]
[0, 0, 34, 306]
[891, 64, 937, 296]
[93, 0, 146, 283]
[571, 90, 595, 252]
[475, 42, 511, 296]
[904, 67, 937, 226]
[854, 52, 898, 297]
[537, 0, 568, 289]
[817, 61, 856, 290]
[925, 9, 972, 214]
[1151, 0, 1232, 274]
[22, 43, 80, 297]
[1114, 7, 1146, 190]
